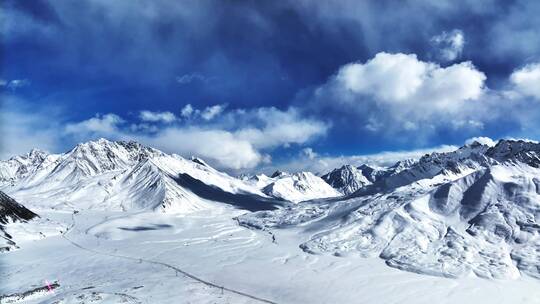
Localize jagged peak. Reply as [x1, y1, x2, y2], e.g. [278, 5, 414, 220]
[68, 138, 163, 159]
[27, 148, 48, 157]
[486, 139, 540, 165]
[490, 138, 540, 152]
[191, 156, 209, 167]
[333, 164, 357, 172]
[388, 158, 416, 170]
[4, 148, 49, 163]
[270, 170, 288, 178]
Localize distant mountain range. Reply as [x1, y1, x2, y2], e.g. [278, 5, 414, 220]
[0, 138, 342, 214]
[5, 138, 540, 280]
[240, 139, 540, 279]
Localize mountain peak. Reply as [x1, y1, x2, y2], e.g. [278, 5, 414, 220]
[270, 170, 288, 178]
[322, 164, 372, 195]
[191, 156, 209, 167]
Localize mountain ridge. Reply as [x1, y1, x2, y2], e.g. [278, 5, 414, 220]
[239, 138, 540, 280]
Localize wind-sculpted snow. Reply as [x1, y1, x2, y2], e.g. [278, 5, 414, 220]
[241, 140, 540, 280]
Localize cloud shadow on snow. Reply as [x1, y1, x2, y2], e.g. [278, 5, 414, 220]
[118, 224, 173, 231]
[173, 173, 286, 212]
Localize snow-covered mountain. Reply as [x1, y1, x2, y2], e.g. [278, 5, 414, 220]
[321, 164, 379, 195]
[262, 171, 342, 203]
[240, 139, 540, 280]
[243, 171, 342, 203]
[0, 191, 38, 251]
[1, 139, 348, 213]
[9, 137, 540, 281]
[0, 191, 64, 253]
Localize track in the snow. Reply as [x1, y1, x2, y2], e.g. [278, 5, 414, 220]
[61, 213, 278, 304]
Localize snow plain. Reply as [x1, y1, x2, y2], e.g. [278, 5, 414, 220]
[2, 206, 540, 304]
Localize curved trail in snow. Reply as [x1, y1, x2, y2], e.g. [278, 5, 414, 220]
[61, 213, 278, 304]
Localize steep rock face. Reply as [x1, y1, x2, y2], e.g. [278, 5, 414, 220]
[321, 165, 372, 195]
[0, 191, 37, 224]
[262, 172, 342, 203]
[240, 139, 540, 280]
[0, 191, 38, 252]
[486, 139, 540, 166]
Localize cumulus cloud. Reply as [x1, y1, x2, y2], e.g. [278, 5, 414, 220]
[64, 114, 124, 137]
[201, 104, 226, 121]
[431, 30, 465, 62]
[234, 107, 328, 149]
[136, 106, 326, 169]
[510, 63, 540, 99]
[138, 128, 263, 170]
[311, 52, 487, 136]
[301, 147, 317, 160]
[139, 110, 176, 123]
[465, 136, 496, 147]
[14, 104, 326, 170]
[181, 104, 194, 118]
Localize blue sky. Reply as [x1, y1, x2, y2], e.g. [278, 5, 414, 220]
[2, 0, 540, 173]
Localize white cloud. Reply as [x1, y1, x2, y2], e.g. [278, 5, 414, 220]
[431, 29, 465, 62]
[139, 110, 176, 123]
[64, 114, 124, 137]
[201, 104, 226, 120]
[312, 52, 487, 135]
[0, 79, 30, 90]
[465, 136, 496, 147]
[181, 104, 194, 118]
[301, 147, 317, 160]
[176, 73, 207, 84]
[510, 63, 540, 99]
[335, 52, 484, 106]
[0, 96, 61, 159]
[45, 105, 327, 170]
[129, 123, 159, 133]
[234, 107, 328, 149]
[136, 128, 262, 170]
[137, 106, 327, 169]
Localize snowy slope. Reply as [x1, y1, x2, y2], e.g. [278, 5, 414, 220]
[0, 191, 38, 251]
[0, 139, 280, 214]
[321, 141, 493, 196]
[1, 191, 62, 252]
[240, 139, 540, 279]
[321, 165, 374, 195]
[0, 149, 60, 185]
[0, 139, 296, 213]
[261, 171, 342, 203]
